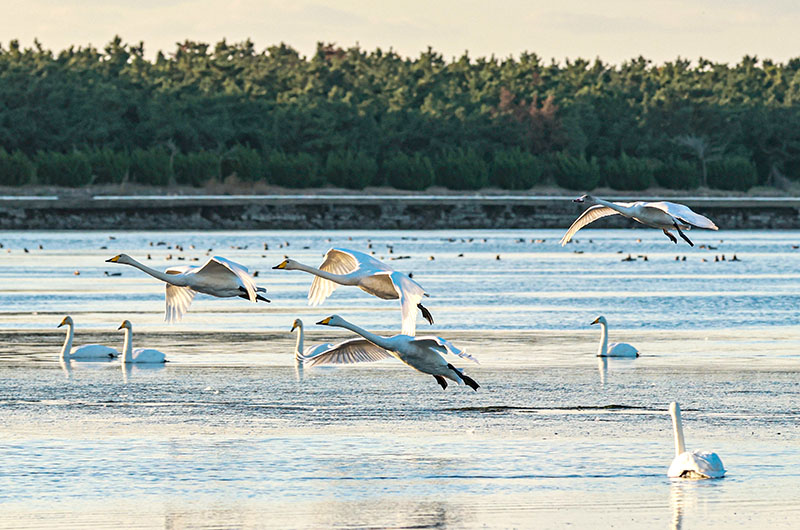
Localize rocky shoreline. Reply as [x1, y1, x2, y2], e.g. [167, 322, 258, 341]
[2, 195, 800, 230]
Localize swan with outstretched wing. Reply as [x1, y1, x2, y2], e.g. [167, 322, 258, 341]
[107, 254, 269, 322]
[560, 195, 718, 246]
[274, 248, 432, 336]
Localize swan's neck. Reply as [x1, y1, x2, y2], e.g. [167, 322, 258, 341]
[671, 404, 687, 456]
[60, 324, 74, 359]
[124, 258, 185, 285]
[294, 325, 304, 361]
[121, 328, 133, 363]
[335, 319, 392, 350]
[293, 262, 355, 285]
[595, 198, 635, 217]
[597, 322, 609, 356]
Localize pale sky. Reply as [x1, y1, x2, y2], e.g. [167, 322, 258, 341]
[3, 0, 800, 65]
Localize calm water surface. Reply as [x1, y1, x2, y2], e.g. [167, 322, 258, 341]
[1, 229, 799, 528]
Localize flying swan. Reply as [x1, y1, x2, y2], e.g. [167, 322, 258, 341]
[58, 316, 118, 360]
[314, 314, 479, 391]
[667, 402, 725, 479]
[106, 254, 269, 322]
[591, 316, 639, 357]
[117, 320, 167, 363]
[560, 195, 718, 247]
[274, 248, 433, 336]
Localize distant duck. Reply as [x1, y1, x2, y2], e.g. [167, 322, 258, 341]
[58, 316, 118, 361]
[667, 402, 725, 479]
[591, 316, 639, 357]
[561, 195, 718, 247]
[117, 320, 166, 364]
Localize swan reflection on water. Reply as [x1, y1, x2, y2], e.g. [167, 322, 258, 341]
[122, 362, 165, 383]
[596, 356, 638, 385]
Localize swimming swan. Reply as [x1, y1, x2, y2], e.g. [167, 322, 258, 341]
[117, 320, 167, 364]
[591, 316, 639, 357]
[561, 195, 718, 247]
[274, 248, 432, 336]
[107, 254, 269, 322]
[667, 402, 725, 479]
[58, 316, 118, 360]
[314, 315, 479, 390]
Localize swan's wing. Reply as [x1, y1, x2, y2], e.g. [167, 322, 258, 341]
[560, 206, 623, 246]
[412, 335, 479, 364]
[646, 202, 719, 230]
[196, 256, 259, 302]
[308, 248, 362, 306]
[607, 342, 639, 357]
[302, 342, 335, 359]
[165, 265, 195, 275]
[165, 284, 197, 323]
[390, 271, 426, 337]
[304, 338, 394, 367]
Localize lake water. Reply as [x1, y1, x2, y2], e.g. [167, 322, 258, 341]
[1, 229, 799, 528]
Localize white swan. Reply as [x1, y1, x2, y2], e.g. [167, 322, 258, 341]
[58, 316, 118, 361]
[560, 195, 718, 247]
[273, 248, 432, 336]
[591, 316, 639, 357]
[314, 315, 479, 390]
[117, 320, 167, 363]
[106, 254, 269, 322]
[667, 402, 725, 479]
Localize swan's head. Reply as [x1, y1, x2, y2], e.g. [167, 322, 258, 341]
[316, 315, 344, 327]
[591, 316, 608, 326]
[117, 320, 133, 331]
[573, 194, 596, 204]
[291, 319, 303, 332]
[106, 254, 134, 264]
[58, 316, 73, 328]
[273, 258, 299, 270]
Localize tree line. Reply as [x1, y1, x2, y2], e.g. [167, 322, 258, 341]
[1, 37, 799, 191]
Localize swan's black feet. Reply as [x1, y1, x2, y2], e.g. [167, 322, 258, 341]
[434, 375, 448, 390]
[673, 223, 694, 247]
[447, 363, 480, 391]
[238, 287, 271, 302]
[663, 230, 678, 244]
[418, 303, 434, 325]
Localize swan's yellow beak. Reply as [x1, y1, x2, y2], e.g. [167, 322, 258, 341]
[590, 317, 600, 325]
[57, 317, 68, 328]
[291, 322, 299, 332]
[272, 260, 288, 270]
[317, 317, 332, 325]
[117, 322, 125, 330]
[106, 255, 120, 263]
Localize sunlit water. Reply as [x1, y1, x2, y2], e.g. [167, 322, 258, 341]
[1, 229, 799, 528]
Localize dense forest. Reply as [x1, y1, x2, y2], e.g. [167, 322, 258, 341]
[1, 37, 799, 191]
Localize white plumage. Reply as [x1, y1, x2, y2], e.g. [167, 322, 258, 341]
[667, 402, 726, 479]
[591, 316, 639, 357]
[57, 316, 118, 361]
[106, 254, 269, 322]
[561, 195, 718, 247]
[315, 315, 479, 390]
[274, 248, 432, 336]
[117, 320, 167, 364]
